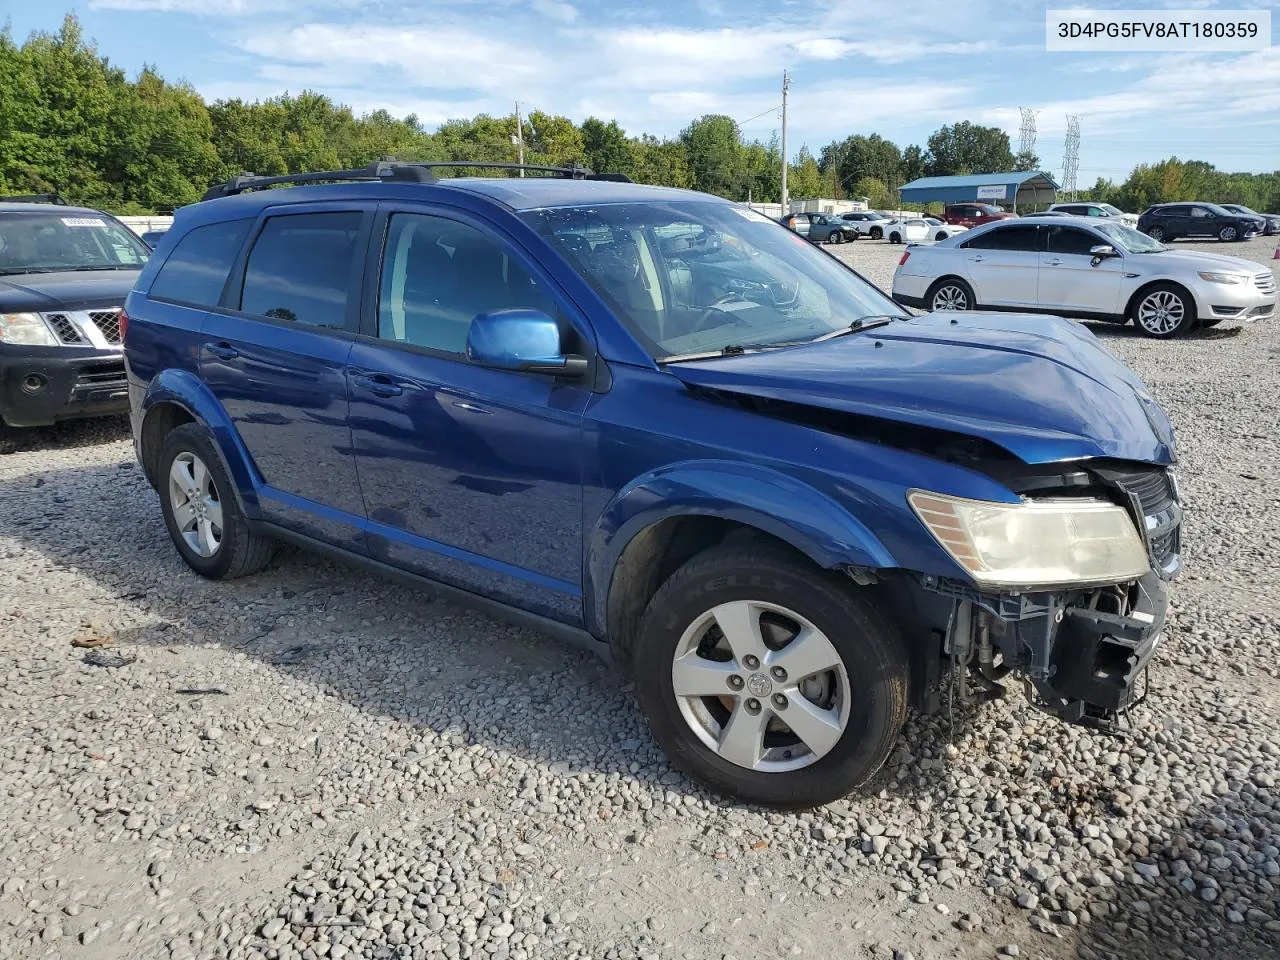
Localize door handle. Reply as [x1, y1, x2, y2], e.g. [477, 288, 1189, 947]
[1045, 258, 1063, 266]
[970, 255, 984, 262]
[351, 372, 404, 398]
[206, 342, 239, 361]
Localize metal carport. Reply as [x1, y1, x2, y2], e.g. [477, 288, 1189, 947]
[898, 172, 1060, 212]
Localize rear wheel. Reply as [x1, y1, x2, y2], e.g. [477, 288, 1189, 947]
[158, 423, 274, 579]
[888, 232, 901, 244]
[926, 277, 975, 312]
[632, 543, 907, 808]
[1132, 283, 1195, 338]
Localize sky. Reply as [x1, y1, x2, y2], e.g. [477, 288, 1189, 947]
[3, 0, 1278, 184]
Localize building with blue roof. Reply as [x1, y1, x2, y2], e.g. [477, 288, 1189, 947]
[897, 171, 1060, 211]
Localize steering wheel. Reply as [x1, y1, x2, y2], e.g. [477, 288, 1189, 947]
[691, 294, 748, 334]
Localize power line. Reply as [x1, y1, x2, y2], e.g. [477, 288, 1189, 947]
[737, 104, 782, 127]
[1061, 115, 1081, 200]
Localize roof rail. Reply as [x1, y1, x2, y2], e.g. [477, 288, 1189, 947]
[201, 160, 633, 201]
[0, 193, 68, 205]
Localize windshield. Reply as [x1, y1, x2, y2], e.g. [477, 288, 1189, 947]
[0, 211, 149, 274]
[1099, 203, 1125, 216]
[976, 204, 1005, 215]
[522, 201, 905, 359]
[1225, 204, 1257, 215]
[1093, 221, 1166, 253]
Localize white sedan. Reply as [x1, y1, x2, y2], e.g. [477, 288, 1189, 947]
[884, 218, 969, 244]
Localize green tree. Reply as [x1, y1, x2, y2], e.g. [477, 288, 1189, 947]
[580, 117, 635, 177]
[1012, 149, 1040, 172]
[852, 176, 895, 210]
[788, 146, 824, 199]
[899, 144, 926, 185]
[679, 114, 742, 197]
[819, 134, 901, 196]
[924, 121, 1015, 176]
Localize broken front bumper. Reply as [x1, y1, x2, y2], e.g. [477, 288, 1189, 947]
[926, 568, 1170, 731]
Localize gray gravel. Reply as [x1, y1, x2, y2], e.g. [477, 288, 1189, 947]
[1, 237, 1278, 960]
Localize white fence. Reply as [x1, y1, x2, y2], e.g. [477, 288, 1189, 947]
[117, 215, 174, 235]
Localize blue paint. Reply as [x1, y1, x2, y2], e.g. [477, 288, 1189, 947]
[126, 176, 1178, 649]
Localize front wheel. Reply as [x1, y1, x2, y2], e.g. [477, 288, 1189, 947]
[1218, 225, 1238, 242]
[826, 232, 842, 245]
[1133, 283, 1195, 338]
[158, 423, 274, 579]
[633, 543, 908, 808]
[1146, 225, 1167, 242]
[935, 231, 949, 241]
[869, 227, 883, 240]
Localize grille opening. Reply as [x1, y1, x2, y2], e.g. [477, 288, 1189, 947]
[44, 313, 87, 345]
[88, 309, 123, 344]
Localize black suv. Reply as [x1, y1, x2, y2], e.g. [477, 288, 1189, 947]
[0, 196, 146, 447]
[1136, 202, 1263, 243]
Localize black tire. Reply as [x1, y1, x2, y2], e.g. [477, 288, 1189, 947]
[1218, 225, 1238, 242]
[869, 227, 883, 240]
[888, 233, 901, 244]
[0, 423, 19, 456]
[925, 277, 975, 312]
[826, 232, 842, 245]
[632, 542, 908, 809]
[1130, 282, 1196, 339]
[935, 231, 948, 242]
[158, 423, 274, 580]
[1146, 225, 1166, 242]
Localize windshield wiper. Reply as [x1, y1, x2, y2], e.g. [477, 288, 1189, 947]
[660, 342, 791, 363]
[63, 264, 138, 271]
[807, 314, 904, 342]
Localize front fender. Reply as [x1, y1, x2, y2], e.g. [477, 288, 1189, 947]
[585, 460, 895, 638]
[141, 369, 262, 516]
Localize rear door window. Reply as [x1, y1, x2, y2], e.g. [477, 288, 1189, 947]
[964, 225, 1040, 251]
[148, 219, 253, 307]
[239, 211, 363, 331]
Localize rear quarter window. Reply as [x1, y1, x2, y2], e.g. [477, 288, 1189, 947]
[149, 219, 254, 307]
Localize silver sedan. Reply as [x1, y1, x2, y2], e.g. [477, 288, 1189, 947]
[890, 216, 1277, 338]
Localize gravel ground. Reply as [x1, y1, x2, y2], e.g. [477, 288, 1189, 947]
[1, 235, 1278, 960]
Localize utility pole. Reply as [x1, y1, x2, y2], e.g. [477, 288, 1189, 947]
[779, 70, 791, 215]
[514, 101, 526, 176]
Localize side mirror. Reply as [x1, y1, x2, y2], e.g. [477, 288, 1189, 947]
[1089, 244, 1118, 259]
[466, 309, 588, 377]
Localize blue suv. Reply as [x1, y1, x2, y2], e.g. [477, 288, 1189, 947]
[124, 162, 1181, 808]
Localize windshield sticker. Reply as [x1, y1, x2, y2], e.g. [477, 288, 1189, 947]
[731, 206, 775, 224]
[60, 217, 107, 227]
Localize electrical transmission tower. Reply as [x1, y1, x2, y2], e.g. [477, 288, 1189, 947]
[1061, 115, 1081, 200]
[1018, 108, 1039, 159]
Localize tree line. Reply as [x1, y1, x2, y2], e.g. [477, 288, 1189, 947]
[1, 16, 1276, 215]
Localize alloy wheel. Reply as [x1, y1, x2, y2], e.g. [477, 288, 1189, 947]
[1219, 226, 1237, 242]
[168, 451, 224, 558]
[670, 600, 851, 772]
[1148, 227, 1166, 242]
[932, 284, 969, 311]
[1137, 290, 1186, 336]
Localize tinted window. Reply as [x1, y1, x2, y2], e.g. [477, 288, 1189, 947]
[0, 211, 149, 274]
[1162, 206, 1189, 217]
[1190, 207, 1213, 219]
[964, 225, 1040, 251]
[1046, 226, 1104, 256]
[240, 212, 362, 330]
[149, 219, 252, 307]
[1057, 205, 1085, 214]
[378, 213, 559, 355]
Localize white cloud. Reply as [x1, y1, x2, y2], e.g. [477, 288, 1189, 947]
[530, 0, 577, 23]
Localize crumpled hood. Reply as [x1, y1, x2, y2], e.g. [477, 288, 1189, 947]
[668, 311, 1176, 466]
[0, 270, 139, 312]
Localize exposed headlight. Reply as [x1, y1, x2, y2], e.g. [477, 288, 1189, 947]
[1197, 272, 1246, 284]
[0, 312, 57, 346]
[908, 490, 1149, 588]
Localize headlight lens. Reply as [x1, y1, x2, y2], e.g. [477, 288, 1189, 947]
[908, 490, 1149, 587]
[1197, 271, 1245, 284]
[0, 312, 57, 345]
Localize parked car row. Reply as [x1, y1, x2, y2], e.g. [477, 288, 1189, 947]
[1, 165, 1190, 808]
[1137, 202, 1272, 243]
[891, 214, 1277, 338]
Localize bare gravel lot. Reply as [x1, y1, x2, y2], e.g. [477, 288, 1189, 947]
[2, 235, 1279, 960]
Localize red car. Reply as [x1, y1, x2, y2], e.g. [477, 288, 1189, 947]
[942, 203, 1017, 228]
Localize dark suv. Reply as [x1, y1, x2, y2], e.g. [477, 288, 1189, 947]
[124, 162, 1181, 808]
[1137, 203, 1262, 243]
[781, 212, 858, 244]
[0, 196, 145, 448]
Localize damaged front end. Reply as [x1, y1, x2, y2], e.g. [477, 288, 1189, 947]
[913, 462, 1182, 734]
